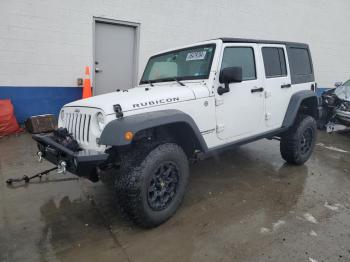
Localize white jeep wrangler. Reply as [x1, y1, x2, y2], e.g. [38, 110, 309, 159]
[34, 38, 318, 227]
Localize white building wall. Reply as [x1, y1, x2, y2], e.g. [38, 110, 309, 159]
[0, 0, 349, 88]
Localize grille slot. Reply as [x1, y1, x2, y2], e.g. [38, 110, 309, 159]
[63, 112, 91, 143]
[82, 114, 86, 142]
[78, 114, 82, 141]
[74, 113, 78, 138]
[87, 115, 91, 142]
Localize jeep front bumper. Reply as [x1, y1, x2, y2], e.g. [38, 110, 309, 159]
[33, 134, 109, 179]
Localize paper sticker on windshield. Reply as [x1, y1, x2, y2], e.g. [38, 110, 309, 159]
[186, 51, 207, 61]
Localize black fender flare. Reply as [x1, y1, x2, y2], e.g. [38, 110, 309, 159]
[282, 90, 318, 128]
[99, 109, 208, 151]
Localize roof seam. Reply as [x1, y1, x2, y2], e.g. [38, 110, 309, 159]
[218, 37, 308, 46]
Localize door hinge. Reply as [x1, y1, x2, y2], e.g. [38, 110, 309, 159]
[215, 98, 224, 106]
[265, 113, 271, 120]
[216, 124, 225, 133]
[265, 91, 272, 98]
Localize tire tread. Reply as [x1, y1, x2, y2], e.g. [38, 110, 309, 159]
[280, 114, 317, 165]
[115, 142, 188, 228]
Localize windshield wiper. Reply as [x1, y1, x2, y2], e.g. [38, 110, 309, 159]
[173, 77, 186, 86]
[147, 80, 154, 87]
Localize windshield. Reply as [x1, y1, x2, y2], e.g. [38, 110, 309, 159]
[343, 79, 350, 86]
[140, 44, 215, 84]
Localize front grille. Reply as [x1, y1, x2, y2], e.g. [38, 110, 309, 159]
[63, 112, 91, 143]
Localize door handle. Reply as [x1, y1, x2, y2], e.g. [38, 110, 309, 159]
[95, 67, 103, 73]
[251, 87, 264, 93]
[281, 83, 291, 89]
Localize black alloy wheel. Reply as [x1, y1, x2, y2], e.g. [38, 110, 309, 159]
[147, 162, 180, 211]
[300, 127, 314, 155]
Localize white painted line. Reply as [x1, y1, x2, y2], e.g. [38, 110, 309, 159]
[316, 143, 349, 153]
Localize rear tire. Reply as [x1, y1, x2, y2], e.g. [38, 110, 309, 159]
[115, 143, 189, 228]
[280, 114, 317, 165]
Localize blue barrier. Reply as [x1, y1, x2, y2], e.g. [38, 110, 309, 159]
[316, 87, 331, 96]
[0, 86, 82, 123]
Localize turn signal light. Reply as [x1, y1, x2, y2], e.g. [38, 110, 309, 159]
[124, 131, 134, 141]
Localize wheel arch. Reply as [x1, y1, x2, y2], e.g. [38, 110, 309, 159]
[99, 109, 208, 156]
[282, 90, 318, 128]
[138, 122, 206, 157]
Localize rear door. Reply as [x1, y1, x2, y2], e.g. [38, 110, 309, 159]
[215, 43, 265, 140]
[259, 44, 292, 129]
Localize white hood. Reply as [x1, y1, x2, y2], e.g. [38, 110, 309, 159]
[64, 85, 196, 114]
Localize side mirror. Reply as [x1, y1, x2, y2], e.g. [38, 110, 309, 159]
[219, 67, 243, 84]
[335, 81, 343, 87]
[217, 67, 242, 95]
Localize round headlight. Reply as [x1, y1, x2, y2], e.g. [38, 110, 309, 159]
[60, 110, 64, 121]
[96, 112, 105, 131]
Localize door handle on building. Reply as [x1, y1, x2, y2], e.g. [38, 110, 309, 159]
[95, 67, 103, 73]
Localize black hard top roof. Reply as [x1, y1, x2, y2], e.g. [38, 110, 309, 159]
[218, 38, 309, 47]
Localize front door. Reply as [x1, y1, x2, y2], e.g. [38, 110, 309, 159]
[215, 43, 265, 140]
[94, 21, 138, 95]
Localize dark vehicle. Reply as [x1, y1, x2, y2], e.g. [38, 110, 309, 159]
[318, 79, 350, 130]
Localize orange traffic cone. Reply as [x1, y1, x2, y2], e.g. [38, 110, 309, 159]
[82, 66, 92, 99]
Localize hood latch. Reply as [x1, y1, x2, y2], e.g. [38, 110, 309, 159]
[113, 104, 123, 119]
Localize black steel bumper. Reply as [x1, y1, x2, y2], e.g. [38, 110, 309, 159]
[33, 134, 109, 178]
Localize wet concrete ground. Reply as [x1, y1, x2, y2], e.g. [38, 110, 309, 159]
[0, 131, 350, 262]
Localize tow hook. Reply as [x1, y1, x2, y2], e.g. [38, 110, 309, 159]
[57, 161, 67, 174]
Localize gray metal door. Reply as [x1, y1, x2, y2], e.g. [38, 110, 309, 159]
[94, 21, 137, 95]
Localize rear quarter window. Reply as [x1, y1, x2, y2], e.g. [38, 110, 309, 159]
[289, 47, 312, 75]
[287, 45, 314, 84]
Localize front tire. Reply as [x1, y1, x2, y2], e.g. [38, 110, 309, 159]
[116, 143, 189, 228]
[280, 114, 317, 165]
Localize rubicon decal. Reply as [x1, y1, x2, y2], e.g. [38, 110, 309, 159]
[133, 97, 180, 108]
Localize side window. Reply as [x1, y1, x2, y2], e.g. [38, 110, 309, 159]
[221, 47, 256, 81]
[262, 47, 287, 78]
[289, 47, 312, 75]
